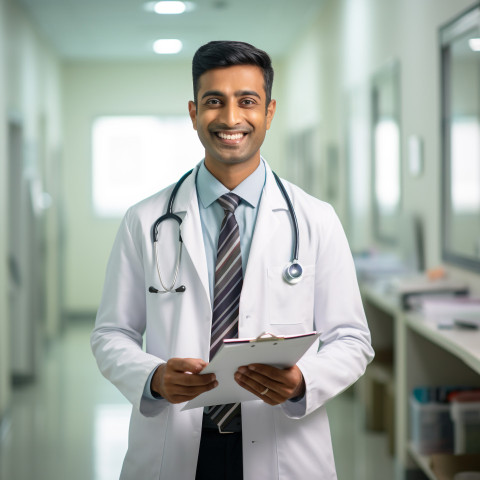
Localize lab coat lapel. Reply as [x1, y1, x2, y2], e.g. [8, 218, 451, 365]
[173, 164, 211, 307]
[243, 166, 288, 286]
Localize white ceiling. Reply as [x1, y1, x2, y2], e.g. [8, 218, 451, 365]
[16, 0, 325, 61]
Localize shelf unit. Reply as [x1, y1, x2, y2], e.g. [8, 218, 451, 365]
[406, 442, 437, 480]
[360, 281, 480, 480]
[404, 312, 480, 376]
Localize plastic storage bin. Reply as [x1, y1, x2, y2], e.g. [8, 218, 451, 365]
[410, 395, 454, 454]
[451, 400, 480, 454]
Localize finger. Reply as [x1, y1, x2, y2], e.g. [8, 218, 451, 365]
[243, 363, 278, 377]
[167, 357, 208, 374]
[234, 371, 278, 399]
[245, 364, 295, 385]
[234, 370, 266, 392]
[243, 364, 300, 391]
[234, 373, 282, 405]
[237, 366, 282, 391]
[167, 378, 219, 404]
[177, 370, 216, 386]
[236, 367, 297, 401]
[173, 379, 218, 397]
[165, 369, 216, 388]
[164, 358, 214, 386]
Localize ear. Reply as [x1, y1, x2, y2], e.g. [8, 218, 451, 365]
[188, 101, 197, 130]
[266, 99, 276, 130]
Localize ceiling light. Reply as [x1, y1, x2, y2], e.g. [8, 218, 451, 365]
[153, 39, 183, 54]
[152, 1, 186, 14]
[469, 38, 480, 51]
[144, 1, 195, 14]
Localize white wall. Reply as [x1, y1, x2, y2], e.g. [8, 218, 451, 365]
[280, 0, 480, 291]
[0, 0, 62, 420]
[5, 0, 63, 337]
[0, 0, 9, 422]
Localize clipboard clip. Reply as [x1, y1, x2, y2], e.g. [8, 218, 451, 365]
[251, 332, 284, 342]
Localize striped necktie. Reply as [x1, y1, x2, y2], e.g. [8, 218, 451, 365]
[206, 193, 243, 431]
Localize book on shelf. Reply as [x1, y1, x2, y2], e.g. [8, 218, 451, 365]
[430, 453, 480, 480]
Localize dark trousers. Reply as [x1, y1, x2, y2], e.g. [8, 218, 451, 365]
[195, 429, 243, 480]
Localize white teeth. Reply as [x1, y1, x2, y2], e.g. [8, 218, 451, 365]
[217, 132, 244, 140]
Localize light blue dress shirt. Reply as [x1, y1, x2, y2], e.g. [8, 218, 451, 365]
[196, 160, 266, 303]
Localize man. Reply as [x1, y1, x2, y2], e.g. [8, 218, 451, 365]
[91, 40, 374, 480]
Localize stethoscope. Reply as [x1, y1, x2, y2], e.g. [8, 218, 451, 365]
[148, 169, 303, 294]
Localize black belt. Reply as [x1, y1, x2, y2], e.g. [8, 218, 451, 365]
[202, 412, 242, 433]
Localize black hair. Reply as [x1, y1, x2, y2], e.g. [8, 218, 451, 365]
[192, 40, 274, 110]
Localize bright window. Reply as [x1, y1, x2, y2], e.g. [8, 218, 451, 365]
[451, 117, 480, 213]
[92, 116, 204, 217]
[374, 118, 400, 213]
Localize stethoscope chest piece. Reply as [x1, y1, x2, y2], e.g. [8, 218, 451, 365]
[283, 260, 303, 285]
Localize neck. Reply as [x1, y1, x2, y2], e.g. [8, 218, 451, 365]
[204, 157, 260, 190]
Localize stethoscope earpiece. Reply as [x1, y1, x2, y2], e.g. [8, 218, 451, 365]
[149, 285, 186, 294]
[283, 261, 303, 285]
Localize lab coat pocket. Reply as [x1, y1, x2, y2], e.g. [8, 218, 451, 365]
[267, 264, 315, 326]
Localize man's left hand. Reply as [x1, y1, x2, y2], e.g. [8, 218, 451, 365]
[234, 364, 305, 405]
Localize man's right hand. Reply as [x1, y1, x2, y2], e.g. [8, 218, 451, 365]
[151, 358, 217, 404]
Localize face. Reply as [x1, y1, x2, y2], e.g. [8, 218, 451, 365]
[188, 64, 276, 178]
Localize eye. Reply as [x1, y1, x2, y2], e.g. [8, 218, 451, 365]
[205, 98, 221, 106]
[241, 98, 257, 106]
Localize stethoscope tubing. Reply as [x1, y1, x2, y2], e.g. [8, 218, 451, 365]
[151, 168, 194, 244]
[150, 169, 193, 293]
[149, 168, 301, 293]
[272, 171, 299, 262]
[154, 238, 183, 292]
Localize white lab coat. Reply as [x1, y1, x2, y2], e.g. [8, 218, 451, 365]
[91, 160, 374, 480]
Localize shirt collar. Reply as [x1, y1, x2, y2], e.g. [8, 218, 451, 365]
[196, 159, 266, 209]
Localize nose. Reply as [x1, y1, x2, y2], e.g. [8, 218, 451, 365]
[219, 100, 241, 127]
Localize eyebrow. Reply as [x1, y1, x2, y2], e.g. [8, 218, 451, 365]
[201, 90, 262, 100]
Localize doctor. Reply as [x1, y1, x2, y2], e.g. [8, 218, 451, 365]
[91, 40, 374, 480]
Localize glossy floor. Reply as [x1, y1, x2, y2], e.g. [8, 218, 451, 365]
[0, 321, 394, 480]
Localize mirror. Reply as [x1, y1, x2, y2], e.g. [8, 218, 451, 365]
[441, 6, 480, 271]
[371, 60, 401, 244]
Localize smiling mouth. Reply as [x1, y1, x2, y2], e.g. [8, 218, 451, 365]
[215, 132, 246, 141]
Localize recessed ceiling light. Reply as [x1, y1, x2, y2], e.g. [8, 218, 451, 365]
[469, 38, 480, 51]
[155, 1, 186, 14]
[144, 1, 195, 14]
[153, 39, 183, 54]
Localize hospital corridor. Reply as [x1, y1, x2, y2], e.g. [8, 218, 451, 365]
[1, 1, 480, 479]
[0, 320, 393, 480]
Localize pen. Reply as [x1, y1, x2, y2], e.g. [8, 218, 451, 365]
[453, 318, 479, 329]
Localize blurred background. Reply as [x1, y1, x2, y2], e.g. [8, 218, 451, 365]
[1, 0, 480, 479]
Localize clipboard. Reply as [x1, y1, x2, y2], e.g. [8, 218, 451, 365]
[182, 331, 320, 411]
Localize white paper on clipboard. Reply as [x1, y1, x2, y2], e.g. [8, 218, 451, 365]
[181, 331, 320, 411]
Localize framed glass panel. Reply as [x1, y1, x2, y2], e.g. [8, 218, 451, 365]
[441, 6, 480, 271]
[371, 60, 401, 244]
